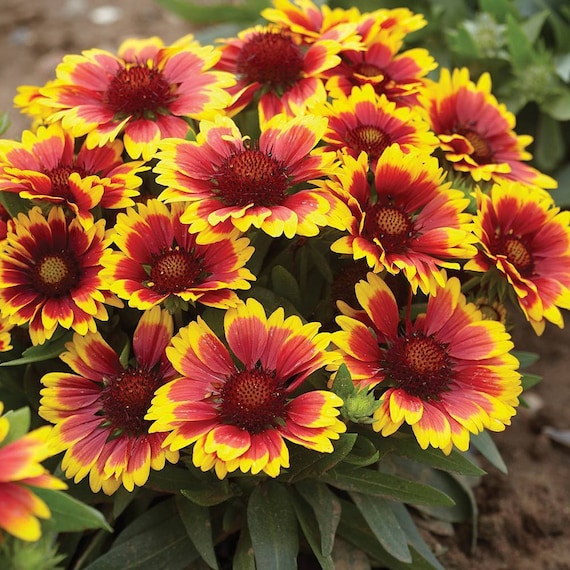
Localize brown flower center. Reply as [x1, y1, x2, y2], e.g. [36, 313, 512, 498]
[218, 368, 287, 434]
[214, 148, 289, 207]
[363, 203, 415, 253]
[104, 64, 174, 119]
[382, 332, 453, 400]
[100, 368, 162, 436]
[43, 164, 88, 200]
[236, 31, 304, 89]
[344, 125, 391, 159]
[354, 62, 384, 78]
[456, 127, 494, 164]
[496, 234, 534, 277]
[33, 252, 81, 297]
[149, 248, 204, 294]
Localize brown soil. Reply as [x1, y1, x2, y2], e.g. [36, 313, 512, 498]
[1, 2, 569, 569]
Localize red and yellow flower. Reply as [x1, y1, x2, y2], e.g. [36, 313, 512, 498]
[261, 0, 362, 46]
[325, 29, 436, 107]
[100, 199, 255, 310]
[0, 206, 113, 345]
[155, 113, 344, 242]
[421, 68, 557, 189]
[0, 123, 146, 228]
[465, 181, 570, 335]
[39, 307, 180, 495]
[215, 24, 342, 122]
[332, 272, 521, 454]
[317, 83, 438, 166]
[146, 297, 345, 479]
[32, 35, 234, 160]
[0, 403, 67, 542]
[322, 147, 477, 295]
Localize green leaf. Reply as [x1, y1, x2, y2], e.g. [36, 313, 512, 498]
[0, 191, 30, 218]
[176, 496, 219, 570]
[370, 433, 486, 477]
[272, 265, 302, 309]
[308, 242, 335, 283]
[390, 502, 445, 570]
[1, 407, 31, 445]
[155, 0, 267, 24]
[331, 364, 356, 401]
[321, 465, 455, 506]
[247, 481, 299, 569]
[479, 0, 517, 21]
[506, 14, 537, 70]
[337, 500, 442, 570]
[512, 350, 540, 369]
[86, 501, 198, 570]
[535, 110, 565, 172]
[290, 492, 335, 570]
[553, 162, 570, 208]
[233, 527, 255, 570]
[470, 430, 508, 474]
[34, 489, 112, 534]
[0, 331, 73, 367]
[295, 480, 341, 557]
[349, 493, 411, 563]
[522, 9, 550, 44]
[146, 464, 195, 492]
[297, 433, 358, 479]
[521, 372, 542, 391]
[543, 89, 570, 121]
[343, 435, 380, 467]
[180, 478, 238, 507]
[0, 113, 9, 136]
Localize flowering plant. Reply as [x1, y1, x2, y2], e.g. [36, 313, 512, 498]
[0, 0, 568, 568]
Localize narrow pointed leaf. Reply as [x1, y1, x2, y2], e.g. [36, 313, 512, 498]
[349, 493, 411, 563]
[321, 465, 454, 506]
[247, 482, 298, 569]
[470, 431, 508, 474]
[176, 496, 219, 570]
[295, 480, 341, 556]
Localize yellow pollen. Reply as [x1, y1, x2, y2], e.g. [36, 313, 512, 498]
[38, 255, 68, 285]
[404, 338, 445, 375]
[505, 237, 532, 270]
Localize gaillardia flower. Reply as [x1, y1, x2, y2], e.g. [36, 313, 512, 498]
[465, 181, 570, 335]
[154, 113, 343, 242]
[146, 298, 345, 479]
[261, 0, 362, 46]
[332, 272, 521, 454]
[215, 24, 342, 122]
[421, 67, 557, 189]
[39, 307, 180, 495]
[0, 123, 146, 228]
[34, 35, 234, 160]
[0, 402, 67, 542]
[100, 199, 255, 310]
[0, 206, 112, 345]
[325, 31, 436, 108]
[324, 147, 477, 295]
[317, 83, 438, 166]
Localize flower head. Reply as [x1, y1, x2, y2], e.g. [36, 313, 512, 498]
[216, 25, 341, 122]
[465, 181, 570, 335]
[0, 124, 146, 227]
[317, 83, 438, 166]
[39, 307, 180, 495]
[325, 32, 437, 107]
[155, 113, 344, 242]
[34, 35, 234, 160]
[332, 273, 521, 454]
[100, 199, 255, 310]
[147, 298, 345, 479]
[0, 206, 113, 345]
[0, 403, 67, 542]
[421, 68, 557, 189]
[323, 147, 477, 295]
